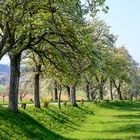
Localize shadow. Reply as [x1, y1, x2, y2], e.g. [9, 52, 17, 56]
[65, 136, 123, 140]
[130, 135, 140, 139]
[98, 100, 140, 112]
[45, 110, 78, 131]
[114, 114, 140, 119]
[40, 105, 94, 132]
[63, 101, 140, 140]
[94, 120, 140, 125]
[89, 123, 140, 133]
[76, 106, 94, 115]
[27, 105, 94, 135]
[0, 107, 67, 140]
[47, 109, 78, 125]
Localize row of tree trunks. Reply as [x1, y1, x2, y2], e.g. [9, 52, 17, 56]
[9, 56, 77, 111]
[54, 84, 77, 107]
[9, 52, 116, 112]
[84, 84, 98, 101]
[34, 82, 77, 108]
[99, 80, 123, 100]
[33, 78, 123, 110]
[84, 79, 123, 101]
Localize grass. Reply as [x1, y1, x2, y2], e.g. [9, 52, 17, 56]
[69, 101, 140, 140]
[1, 101, 140, 139]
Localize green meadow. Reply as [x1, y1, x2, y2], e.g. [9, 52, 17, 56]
[0, 101, 140, 140]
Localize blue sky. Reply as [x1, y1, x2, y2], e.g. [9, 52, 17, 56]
[0, 56, 9, 65]
[98, 0, 140, 63]
[0, 0, 140, 64]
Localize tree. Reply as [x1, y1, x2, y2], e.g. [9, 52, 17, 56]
[0, 0, 108, 111]
[80, 18, 117, 100]
[109, 47, 133, 100]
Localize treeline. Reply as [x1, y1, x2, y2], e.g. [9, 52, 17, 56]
[0, 0, 139, 112]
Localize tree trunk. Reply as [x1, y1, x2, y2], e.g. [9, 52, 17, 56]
[20, 94, 23, 103]
[117, 87, 123, 100]
[99, 85, 104, 100]
[2, 95, 4, 103]
[20, 97, 22, 103]
[90, 88, 97, 100]
[135, 94, 138, 100]
[95, 76, 107, 101]
[53, 80, 58, 100]
[70, 85, 77, 106]
[58, 86, 62, 109]
[58, 92, 61, 109]
[113, 80, 123, 100]
[34, 65, 41, 108]
[86, 84, 90, 100]
[66, 86, 70, 101]
[9, 53, 21, 112]
[110, 80, 113, 100]
[130, 94, 133, 101]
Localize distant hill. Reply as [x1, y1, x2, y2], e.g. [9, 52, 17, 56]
[0, 64, 10, 74]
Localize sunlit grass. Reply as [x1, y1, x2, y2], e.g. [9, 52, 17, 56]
[1, 101, 140, 139]
[68, 101, 140, 140]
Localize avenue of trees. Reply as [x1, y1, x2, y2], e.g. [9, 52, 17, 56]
[0, 0, 140, 112]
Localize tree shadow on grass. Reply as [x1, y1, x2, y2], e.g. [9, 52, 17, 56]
[130, 135, 140, 139]
[44, 110, 78, 132]
[95, 120, 140, 125]
[77, 123, 140, 140]
[87, 123, 140, 133]
[98, 100, 140, 112]
[42, 105, 94, 132]
[0, 107, 67, 140]
[76, 106, 95, 115]
[27, 106, 93, 135]
[114, 113, 140, 119]
[77, 122, 140, 133]
[114, 114, 140, 134]
[47, 109, 78, 126]
[68, 110, 140, 140]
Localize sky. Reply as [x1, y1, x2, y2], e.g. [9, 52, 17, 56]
[0, 56, 9, 65]
[0, 0, 140, 64]
[98, 0, 140, 63]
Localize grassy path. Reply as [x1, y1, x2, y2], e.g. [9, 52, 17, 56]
[67, 101, 140, 140]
